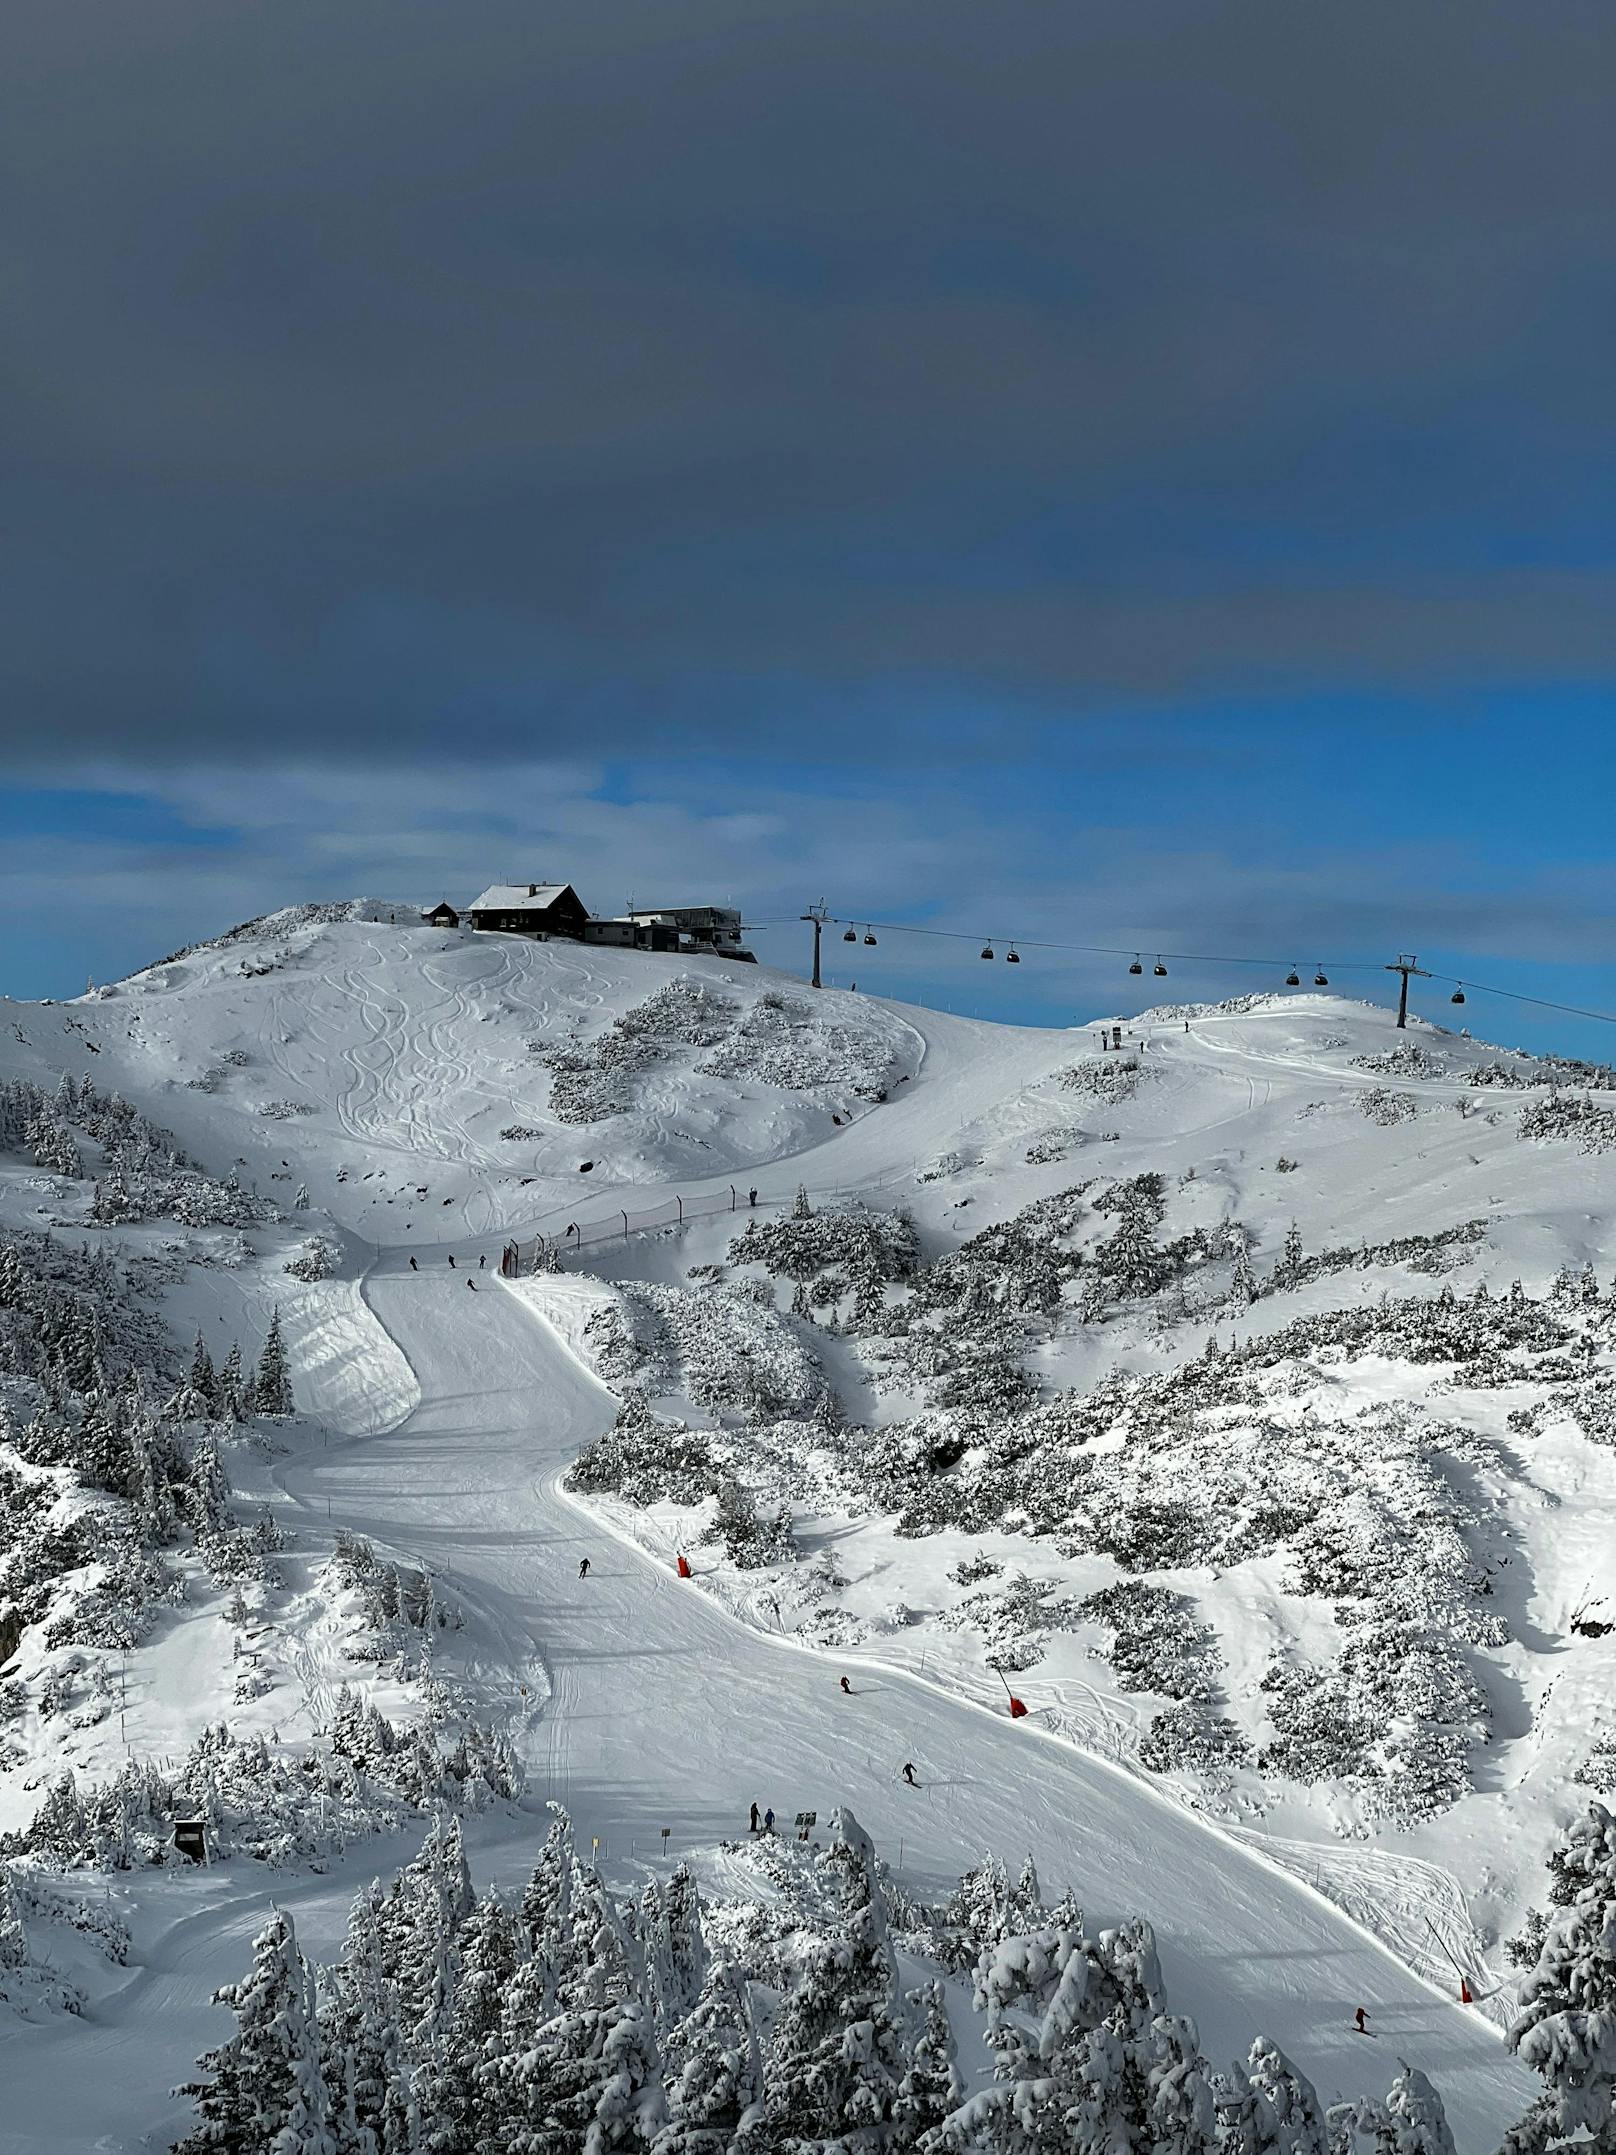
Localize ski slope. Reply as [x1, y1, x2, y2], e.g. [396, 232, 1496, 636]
[8, 905, 1607, 2146]
[2, 1249, 1531, 2150]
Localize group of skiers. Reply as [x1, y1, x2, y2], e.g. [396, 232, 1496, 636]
[404, 1251, 488, 1287]
[746, 1760, 917, 1839]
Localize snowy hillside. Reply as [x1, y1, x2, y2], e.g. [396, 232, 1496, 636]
[4, 901, 1616, 2151]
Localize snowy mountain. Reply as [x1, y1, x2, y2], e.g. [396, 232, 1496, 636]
[4, 901, 1615, 2151]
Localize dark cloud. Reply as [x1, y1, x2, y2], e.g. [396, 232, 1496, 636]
[3, 0, 1613, 765]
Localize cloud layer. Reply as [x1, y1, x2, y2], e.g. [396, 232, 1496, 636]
[4, 0, 1613, 764]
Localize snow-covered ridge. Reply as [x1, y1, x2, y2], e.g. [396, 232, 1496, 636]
[4, 905, 1613, 2148]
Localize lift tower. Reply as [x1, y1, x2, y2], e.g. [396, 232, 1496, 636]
[1385, 953, 1430, 1029]
[801, 903, 830, 989]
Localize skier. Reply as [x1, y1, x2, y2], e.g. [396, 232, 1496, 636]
[448, 1254, 456, 1268]
[479, 1252, 486, 1270]
[901, 1761, 917, 1786]
[763, 1807, 775, 1834]
[748, 1188, 758, 1208]
[839, 1676, 852, 1695]
[409, 1256, 417, 1271]
[1354, 2007, 1369, 2035]
[749, 1800, 760, 1834]
[579, 1557, 590, 1580]
[466, 1277, 476, 1290]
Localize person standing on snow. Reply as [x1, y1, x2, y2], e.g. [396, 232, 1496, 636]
[479, 1252, 486, 1269]
[579, 1557, 590, 1580]
[763, 1807, 775, 1834]
[749, 1187, 758, 1208]
[749, 1800, 760, 1834]
[409, 1256, 417, 1271]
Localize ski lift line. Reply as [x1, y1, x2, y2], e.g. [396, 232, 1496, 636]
[808, 917, 1389, 970]
[1421, 974, 1616, 1030]
[766, 912, 1616, 1028]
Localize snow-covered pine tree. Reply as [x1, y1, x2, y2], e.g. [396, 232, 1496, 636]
[944, 1913, 1178, 2155]
[173, 1905, 334, 2155]
[891, 1979, 961, 2145]
[1504, 1799, 1616, 2154]
[1376, 2065, 1457, 2155]
[418, 1890, 521, 2155]
[793, 1184, 813, 1221]
[190, 1335, 220, 1415]
[519, 1803, 581, 1998]
[588, 1999, 667, 2151]
[219, 1343, 247, 1421]
[128, 1414, 178, 1542]
[390, 1815, 474, 2059]
[25, 1114, 82, 1179]
[1243, 2035, 1328, 2155]
[493, 1869, 664, 2153]
[252, 1309, 295, 1417]
[295, 1183, 311, 1210]
[187, 1426, 232, 1536]
[1143, 2013, 1216, 2155]
[1218, 2058, 1286, 2155]
[655, 1956, 762, 2152]
[762, 1807, 905, 2144]
[0, 1863, 29, 1973]
[659, 1863, 709, 2029]
[324, 1882, 416, 2155]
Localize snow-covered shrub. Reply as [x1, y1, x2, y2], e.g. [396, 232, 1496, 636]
[1058, 1057, 1147, 1104]
[949, 1551, 1002, 1588]
[701, 1475, 796, 1570]
[696, 992, 899, 1096]
[283, 1235, 341, 1283]
[568, 1394, 720, 1508]
[1519, 1089, 1616, 1153]
[729, 1201, 920, 1288]
[257, 1099, 313, 1120]
[1358, 1085, 1419, 1126]
[1138, 1700, 1251, 1775]
[1023, 1130, 1082, 1165]
[1352, 1043, 1444, 1078]
[943, 1572, 1082, 1672]
[1078, 1580, 1218, 1703]
[601, 1279, 832, 1423]
[1575, 1733, 1616, 1791]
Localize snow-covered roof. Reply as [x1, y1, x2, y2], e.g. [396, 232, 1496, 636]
[467, 884, 573, 912]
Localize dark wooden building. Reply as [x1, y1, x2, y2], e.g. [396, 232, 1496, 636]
[467, 882, 589, 939]
[422, 899, 460, 927]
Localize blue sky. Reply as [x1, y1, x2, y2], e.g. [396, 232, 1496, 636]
[3, 2, 1614, 1056]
